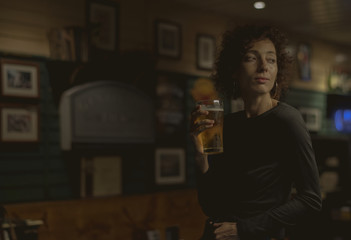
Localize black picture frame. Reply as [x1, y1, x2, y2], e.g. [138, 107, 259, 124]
[86, 0, 119, 59]
[196, 34, 215, 70]
[155, 20, 182, 59]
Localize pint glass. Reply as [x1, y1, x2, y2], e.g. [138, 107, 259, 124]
[196, 99, 224, 155]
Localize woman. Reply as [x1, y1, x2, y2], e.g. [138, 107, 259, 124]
[190, 25, 322, 240]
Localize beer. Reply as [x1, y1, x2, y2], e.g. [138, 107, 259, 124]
[196, 100, 224, 155]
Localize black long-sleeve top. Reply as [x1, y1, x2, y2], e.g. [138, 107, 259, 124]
[197, 102, 322, 239]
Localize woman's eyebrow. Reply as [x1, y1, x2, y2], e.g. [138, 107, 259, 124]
[246, 50, 276, 55]
[266, 51, 276, 55]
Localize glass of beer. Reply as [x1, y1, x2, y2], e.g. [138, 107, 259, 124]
[196, 99, 224, 155]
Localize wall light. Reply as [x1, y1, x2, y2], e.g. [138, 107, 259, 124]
[254, 1, 266, 9]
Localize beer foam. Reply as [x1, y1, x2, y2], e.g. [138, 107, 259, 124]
[200, 106, 223, 111]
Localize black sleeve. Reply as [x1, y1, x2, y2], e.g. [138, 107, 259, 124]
[237, 112, 322, 239]
[196, 153, 225, 217]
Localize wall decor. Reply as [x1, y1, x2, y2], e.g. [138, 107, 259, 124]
[297, 43, 311, 81]
[0, 105, 39, 142]
[155, 20, 181, 59]
[155, 72, 186, 144]
[155, 148, 185, 185]
[298, 107, 322, 132]
[196, 34, 216, 70]
[0, 59, 40, 98]
[87, 0, 119, 53]
[328, 68, 351, 94]
[80, 156, 122, 197]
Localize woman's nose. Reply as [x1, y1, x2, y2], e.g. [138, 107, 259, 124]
[258, 58, 268, 72]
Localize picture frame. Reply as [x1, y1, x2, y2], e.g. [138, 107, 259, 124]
[155, 20, 181, 59]
[298, 107, 322, 132]
[155, 148, 185, 185]
[86, 0, 119, 53]
[297, 43, 311, 81]
[0, 105, 39, 142]
[80, 156, 122, 197]
[196, 34, 216, 70]
[156, 72, 186, 143]
[0, 59, 40, 98]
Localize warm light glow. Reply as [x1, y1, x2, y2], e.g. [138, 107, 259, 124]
[254, 1, 266, 9]
[335, 53, 347, 63]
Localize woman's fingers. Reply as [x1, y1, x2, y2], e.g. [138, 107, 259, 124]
[212, 222, 239, 240]
[191, 119, 214, 135]
[190, 106, 215, 135]
[190, 110, 208, 122]
[189, 106, 214, 154]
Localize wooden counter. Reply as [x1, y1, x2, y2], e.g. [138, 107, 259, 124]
[4, 188, 207, 240]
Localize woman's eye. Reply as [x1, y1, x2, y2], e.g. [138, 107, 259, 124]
[267, 58, 276, 64]
[244, 55, 256, 61]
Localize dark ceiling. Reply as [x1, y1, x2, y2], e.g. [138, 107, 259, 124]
[172, 0, 351, 47]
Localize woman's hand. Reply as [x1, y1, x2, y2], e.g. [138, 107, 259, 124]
[189, 105, 214, 173]
[212, 222, 239, 240]
[189, 105, 214, 154]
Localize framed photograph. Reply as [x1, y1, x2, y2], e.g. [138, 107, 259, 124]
[196, 34, 216, 70]
[155, 148, 185, 185]
[87, 0, 119, 52]
[298, 107, 322, 132]
[0, 105, 39, 142]
[155, 20, 181, 59]
[0, 59, 40, 98]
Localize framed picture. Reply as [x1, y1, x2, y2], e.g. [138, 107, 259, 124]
[196, 34, 216, 70]
[80, 156, 122, 197]
[155, 20, 181, 59]
[87, 0, 119, 53]
[0, 105, 39, 142]
[0, 59, 40, 98]
[298, 107, 322, 132]
[156, 72, 186, 142]
[297, 43, 311, 81]
[155, 148, 185, 185]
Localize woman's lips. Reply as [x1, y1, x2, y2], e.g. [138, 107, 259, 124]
[255, 77, 269, 83]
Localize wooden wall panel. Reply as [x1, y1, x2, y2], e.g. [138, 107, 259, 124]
[0, 0, 231, 76]
[0, 58, 72, 203]
[0, 0, 85, 56]
[1, 0, 346, 83]
[146, 0, 230, 77]
[119, 0, 148, 51]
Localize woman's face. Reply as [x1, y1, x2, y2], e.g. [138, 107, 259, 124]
[237, 38, 278, 99]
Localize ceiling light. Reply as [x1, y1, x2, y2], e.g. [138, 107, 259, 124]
[254, 1, 266, 9]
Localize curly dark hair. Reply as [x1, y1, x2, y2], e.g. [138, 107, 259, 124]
[212, 24, 293, 100]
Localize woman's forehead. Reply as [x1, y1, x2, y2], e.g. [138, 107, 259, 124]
[245, 39, 276, 52]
